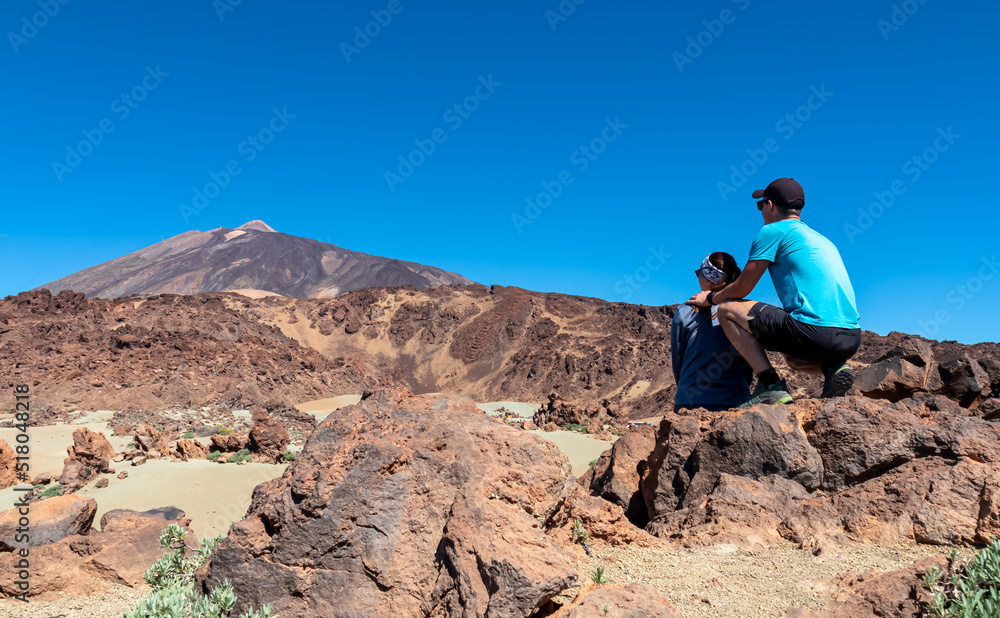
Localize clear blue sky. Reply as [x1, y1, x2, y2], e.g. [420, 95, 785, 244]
[2, 0, 998, 344]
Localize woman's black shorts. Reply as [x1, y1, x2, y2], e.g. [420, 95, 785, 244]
[747, 302, 861, 364]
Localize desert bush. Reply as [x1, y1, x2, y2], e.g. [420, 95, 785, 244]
[571, 519, 589, 545]
[38, 483, 64, 498]
[227, 449, 251, 464]
[592, 565, 609, 584]
[565, 424, 588, 433]
[207, 451, 222, 461]
[588, 459, 599, 467]
[924, 541, 1000, 617]
[182, 430, 195, 439]
[125, 524, 274, 618]
[281, 451, 296, 462]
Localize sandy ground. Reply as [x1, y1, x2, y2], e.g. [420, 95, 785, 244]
[227, 288, 285, 298]
[476, 401, 540, 419]
[0, 417, 132, 478]
[295, 394, 363, 421]
[530, 430, 613, 477]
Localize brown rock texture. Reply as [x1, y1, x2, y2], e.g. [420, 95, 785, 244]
[0, 507, 188, 598]
[579, 424, 657, 527]
[552, 583, 681, 618]
[0, 495, 97, 551]
[210, 433, 248, 453]
[627, 395, 1000, 549]
[59, 427, 115, 491]
[197, 390, 583, 617]
[133, 424, 169, 459]
[785, 556, 945, 617]
[2, 288, 997, 419]
[0, 439, 18, 489]
[247, 408, 289, 463]
[174, 438, 209, 460]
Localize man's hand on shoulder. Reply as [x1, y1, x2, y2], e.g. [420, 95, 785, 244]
[687, 291, 711, 307]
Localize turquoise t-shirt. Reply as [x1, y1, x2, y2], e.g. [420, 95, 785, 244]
[748, 219, 860, 329]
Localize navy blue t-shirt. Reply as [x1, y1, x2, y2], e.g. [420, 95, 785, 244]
[671, 304, 752, 408]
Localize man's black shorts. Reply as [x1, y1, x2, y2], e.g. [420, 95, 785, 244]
[747, 303, 861, 364]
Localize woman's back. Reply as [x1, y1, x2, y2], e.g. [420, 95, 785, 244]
[671, 304, 752, 410]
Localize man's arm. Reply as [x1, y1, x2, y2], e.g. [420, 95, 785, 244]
[686, 260, 770, 307]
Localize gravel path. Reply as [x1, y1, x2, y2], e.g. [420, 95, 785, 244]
[0, 583, 145, 618]
[580, 541, 971, 617]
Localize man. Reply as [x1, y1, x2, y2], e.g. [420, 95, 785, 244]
[687, 177, 861, 406]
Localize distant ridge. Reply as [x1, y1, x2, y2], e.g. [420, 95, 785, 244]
[36, 221, 474, 299]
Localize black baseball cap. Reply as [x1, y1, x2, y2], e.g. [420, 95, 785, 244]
[752, 177, 805, 208]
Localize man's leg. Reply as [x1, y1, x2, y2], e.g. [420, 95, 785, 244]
[716, 300, 772, 374]
[784, 355, 822, 374]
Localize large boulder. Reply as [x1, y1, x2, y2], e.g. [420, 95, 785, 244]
[174, 438, 209, 461]
[0, 495, 97, 551]
[59, 427, 115, 491]
[247, 407, 289, 463]
[785, 556, 944, 617]
[0, 439, 18, 489]
[0, 507, 188, 598]
[134, 425, 170, 459]
[197, 390, 583, 617]
[622, 396, 1000, 549]
[579, 424, 656, 526]
[210, 432, 249, 453]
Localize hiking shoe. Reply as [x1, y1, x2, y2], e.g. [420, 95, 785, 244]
[739, 379, 793, 407]
[821, 363, 855, 398]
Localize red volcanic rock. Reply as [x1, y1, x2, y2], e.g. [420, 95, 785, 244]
[134, 425, 169, 459]
[59, 427, 115, 491]
[0, 440, 18, 489]
[0, 495, 97, 551]
[247, 408, 289, 463]
[579, 424, 656, 526]
[197, 390, 581, 617]
[553, 583, 681, 618]
[210, 433, 248, 453]
[174, 438, 209, 461]
[0, 507, 189, 598]
[604, 396, 1000, 549]
[785, 556, 945, 617]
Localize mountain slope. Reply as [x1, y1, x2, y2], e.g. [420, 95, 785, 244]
[35, 220, 473, 299]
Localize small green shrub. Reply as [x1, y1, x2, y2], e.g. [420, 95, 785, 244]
[592, 565, 609, 584]
[39, 483, 64, 498]
[588, 459, 599, 467]
[281, 451, 296, 462]
[924, 541, 1000, 617]
[214, 426, 234, 436]
[125, 524, 274, 618]
[182, 430, 195, 439]
[571, 519, 589, 545]
[565, 424, 588, 433]
[207, 451, 222, 461]
[227, 449, 251, 464]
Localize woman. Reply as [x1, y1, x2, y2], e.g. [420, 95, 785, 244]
[670, 252, 753, 412]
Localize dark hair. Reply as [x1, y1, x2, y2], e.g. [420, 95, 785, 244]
[708, 252, 741, 290]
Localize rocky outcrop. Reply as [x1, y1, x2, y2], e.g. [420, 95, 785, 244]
[174, 438, 209, 461]
[785, 556, 945, 617]
[605, 395, 1000, 549]
[579, 424, 656, 526]
[133, 424, 169, 459]
[247, 408, 289, 463]
[533, 394, 627, 430]
[855, 339, 993, 408]
[210, 433, 248, 453]
[197, 390, 585, 617]
[0, 506, 189, 598]
[0, 495, 97, 551]
[0, 440, 18, 489]
[59, 427, 115, 491]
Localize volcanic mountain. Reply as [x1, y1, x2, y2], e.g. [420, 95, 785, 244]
[35, 220, 473, 299]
